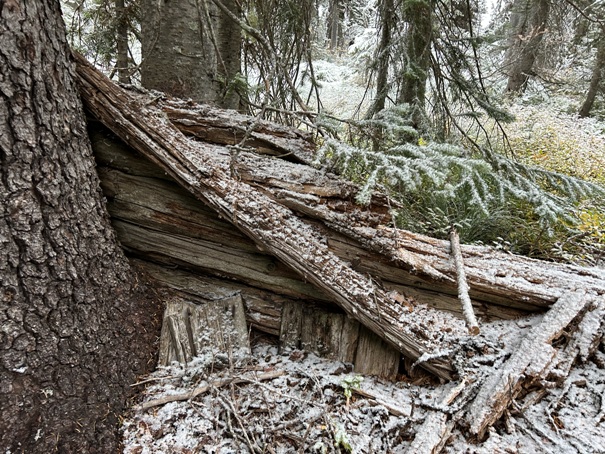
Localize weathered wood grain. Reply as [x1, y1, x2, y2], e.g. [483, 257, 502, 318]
[76, 54, 456, 379]
[158, 295, 250, 366]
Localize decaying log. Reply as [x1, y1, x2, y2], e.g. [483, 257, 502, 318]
[158, 294, 250, 366]
[156, 98, 605, 309]
[92, 125, 529, 321]
[161, 101, 316, 164]
[75, 52, 456, 380]
[466, 290, 601, 438]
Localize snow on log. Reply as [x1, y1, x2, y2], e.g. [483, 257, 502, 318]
[465, 290, 600, 438]
[110, 80, 605, 316]
[157, 92, 605, 313]
[74, 52, 456, 380]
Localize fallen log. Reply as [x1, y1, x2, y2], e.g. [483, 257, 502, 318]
[161, 100, 316, 164]
[155, 94, 605, 310]
[75, 51, 605, 385]
[92, 126, 526, 321]
[465, 290, 603, 438]
[75, 52, 457, 380]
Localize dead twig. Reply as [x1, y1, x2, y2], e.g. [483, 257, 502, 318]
[450, 228, 480, 335]
[137, 370, 284, 411]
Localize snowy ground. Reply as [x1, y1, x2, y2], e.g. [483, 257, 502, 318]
[122, 322, 605, 453]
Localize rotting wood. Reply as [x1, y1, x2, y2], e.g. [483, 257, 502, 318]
[408, 377, 474, 454]
[75, 52, 456, 380]
[449, 228, 479, 335]
[354, 326, 400, 380]
[160, 101, 316, 164]
[93, 131, 529, 320]
[158, 294, 250, 367]
[279, 302, 399, 379]
[466, 290, 597, 438]
[135, 260, 292, 336]
[91, 119, 605, 317]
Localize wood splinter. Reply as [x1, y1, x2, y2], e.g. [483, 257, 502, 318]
[449, 229, 480, 335]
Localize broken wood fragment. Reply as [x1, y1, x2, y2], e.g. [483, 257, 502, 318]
[466, 290, 595, 438]
[158, 294, 250, 367]
[449, 228, 480, 335]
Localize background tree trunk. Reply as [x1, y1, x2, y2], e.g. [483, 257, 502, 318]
[578, 28, 605, 118]
[397, 0, 433, 129]
[140, 0, 241, 108]
[115, 0, 131, 84]
[504, 0, 550, 94]
[0, 2, 160, 452]
[366, 0, 393, 120]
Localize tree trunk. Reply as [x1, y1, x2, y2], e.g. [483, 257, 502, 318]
[140, 0, 241, 108]
[366, 0, 393, 120]
[328, 0, 343, 50]
[579, 29, 605, 118]
[0, 2, 160, 452]
[397, 0, 433, 130]
[115, 0, 131, 84]
[504, 0, 550, 94]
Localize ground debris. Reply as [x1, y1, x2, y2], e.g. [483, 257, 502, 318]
[123, 320, 605, 453]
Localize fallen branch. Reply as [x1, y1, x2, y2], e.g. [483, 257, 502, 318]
[450, 228, 479, 335]
[138, 370, 285, 411]
[466, 290, 595, 438]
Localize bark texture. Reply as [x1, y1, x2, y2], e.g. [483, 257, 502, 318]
[0, 2, 161, 452]
[504, 0, 550, 93]
[397, 0, 433, 128]
[579, 29, 605, 118]
[140, 0, 241, 108]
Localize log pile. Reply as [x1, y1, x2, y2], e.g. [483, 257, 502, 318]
[74, 52, 605, 449]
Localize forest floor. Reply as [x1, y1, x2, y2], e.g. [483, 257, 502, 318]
[121, 318, 605, 453]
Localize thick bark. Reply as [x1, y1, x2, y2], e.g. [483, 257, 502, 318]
[0, 2, 160, 452]
[504, 0, 550, 94]
[140, 0, 241, 108]
[579, 30, 605, 118]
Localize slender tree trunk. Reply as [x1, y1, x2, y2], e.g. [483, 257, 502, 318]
[579, 30, 605, 118]
[504, 0, 550, 94]
[140, 0, 241, 108]
[0, 2, 160, 452]
[397, 0, 433, 130]
[366, 0, 393, 119]
[328, 0, 343, 49]
[115, 0, 130, 84]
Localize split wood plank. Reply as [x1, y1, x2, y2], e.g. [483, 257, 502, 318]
[158, 294, 250, 367]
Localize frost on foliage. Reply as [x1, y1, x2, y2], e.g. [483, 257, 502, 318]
[314, 106, 605, 232]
